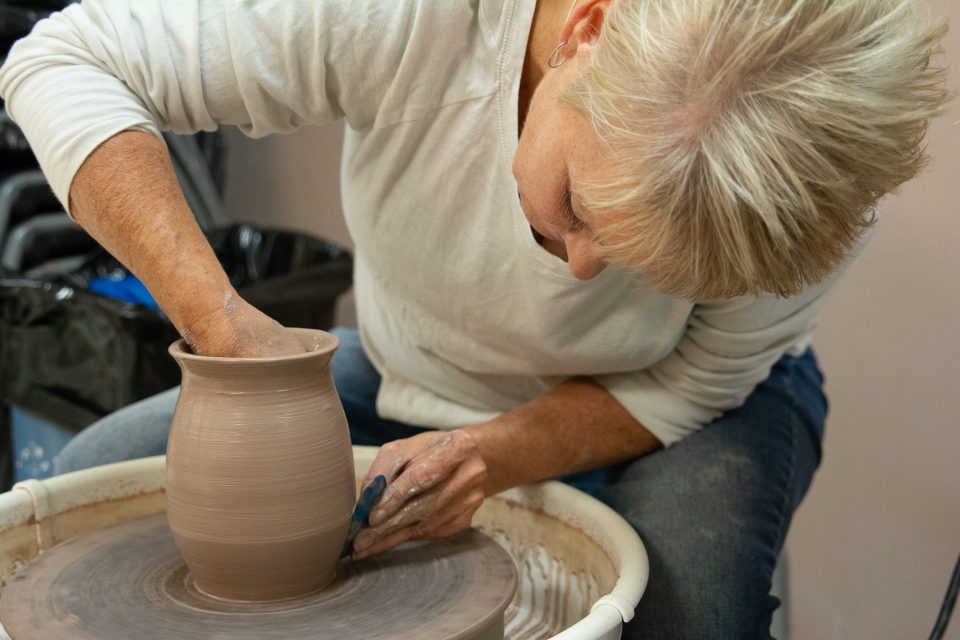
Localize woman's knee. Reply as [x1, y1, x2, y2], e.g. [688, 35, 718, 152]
[597, 357, 824, 639]
[600, 438, 783, 639]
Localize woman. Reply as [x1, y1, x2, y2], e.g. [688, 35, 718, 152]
[0, 0, 948, 636]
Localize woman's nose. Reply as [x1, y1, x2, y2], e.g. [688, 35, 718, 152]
[565, 232, 606, 280]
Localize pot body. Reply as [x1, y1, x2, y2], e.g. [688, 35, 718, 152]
[166, 329, 355, 601]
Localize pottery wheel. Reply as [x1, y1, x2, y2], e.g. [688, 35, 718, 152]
[0, 512, 517, 639]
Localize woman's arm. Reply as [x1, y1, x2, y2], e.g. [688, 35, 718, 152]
[350, 235, 870, 558]
[350, 378, 661, 559]
[70, 130, 303, 357]
[0, 0, 483, 209]
[467, 376, 662, 494]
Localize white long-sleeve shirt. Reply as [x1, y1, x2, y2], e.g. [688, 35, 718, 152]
[0, 0, 859, 445]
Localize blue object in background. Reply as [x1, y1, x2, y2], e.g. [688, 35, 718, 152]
[10, 407, 74, 481]
[89, 274, 158, 308]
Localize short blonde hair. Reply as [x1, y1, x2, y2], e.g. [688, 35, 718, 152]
[563, 0, 952, 299]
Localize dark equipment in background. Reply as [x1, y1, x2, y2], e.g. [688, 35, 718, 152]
[0, 225, 352, 434]
[929, 550, 960, 640]
[0, 0, 353, 487]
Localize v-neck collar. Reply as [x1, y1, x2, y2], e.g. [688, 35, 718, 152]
[494, 0, 587, 281]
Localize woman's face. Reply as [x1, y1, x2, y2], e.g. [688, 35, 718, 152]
[513, 47, 610, 280]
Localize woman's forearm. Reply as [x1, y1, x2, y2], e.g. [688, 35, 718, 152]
[464, 377, 663, 495]
[354, 377, 662, 558]
[68, 130, 302, 357]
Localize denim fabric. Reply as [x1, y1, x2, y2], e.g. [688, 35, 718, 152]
[601, 349, 826, 639]
[54, 386, 178, 474]
[326, 328, 436, 445]
[53, 326, 825, 639]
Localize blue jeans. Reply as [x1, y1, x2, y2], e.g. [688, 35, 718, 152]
[55, 326, 826, 639]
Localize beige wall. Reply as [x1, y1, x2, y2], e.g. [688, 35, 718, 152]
[792, 0, 960, 637]
[223, 2, 960, 636]
[223, 124, 356, 326]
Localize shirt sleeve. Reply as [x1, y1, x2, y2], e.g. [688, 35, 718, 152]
[0, 0, 486, 209]
[593, 233, 870, 447]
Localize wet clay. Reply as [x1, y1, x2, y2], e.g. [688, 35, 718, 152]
[165, 329, 355, 601]
[0, 512, 518, 640]
[474, 499, 620, 639]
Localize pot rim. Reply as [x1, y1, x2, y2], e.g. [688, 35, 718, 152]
[168, 328, 339, 364]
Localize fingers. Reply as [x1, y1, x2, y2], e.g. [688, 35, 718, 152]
[351, 509, 476, 560]
[367, 464, 479, 540]
[362, 433, 444, 485]
[370, 434, 460, 525]
[362, 447, 407, 486]
[351, 430, 487, 559]
[353, 486, 443, 554]
[352, 486, 482, 559]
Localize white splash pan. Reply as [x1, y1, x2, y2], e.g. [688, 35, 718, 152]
[0, 446, 647, 640]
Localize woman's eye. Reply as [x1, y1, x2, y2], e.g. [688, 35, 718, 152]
[563, 192, 587, 230]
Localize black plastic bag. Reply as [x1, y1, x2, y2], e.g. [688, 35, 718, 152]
[0, 279, 180, 430]
[0, 224, 353, 432]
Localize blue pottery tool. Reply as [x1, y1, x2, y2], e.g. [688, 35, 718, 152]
[340, 474, 387, 558]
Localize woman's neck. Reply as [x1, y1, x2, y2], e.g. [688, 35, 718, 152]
[519, 0, 571, 134]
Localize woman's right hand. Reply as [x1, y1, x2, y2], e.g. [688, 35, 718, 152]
[181, 292, 306, 358]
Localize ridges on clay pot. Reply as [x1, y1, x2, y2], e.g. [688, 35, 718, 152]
[166, 329, 355, 601]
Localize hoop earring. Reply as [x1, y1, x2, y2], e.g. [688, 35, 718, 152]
[548, 41, 569, 68]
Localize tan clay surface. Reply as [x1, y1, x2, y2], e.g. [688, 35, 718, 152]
[476, 498, 619, 639]
[479, 498, 618, 593]
[0, 525, 35, 591]
[166, 329, 355, 600]
[45, 490, 167, 547]
[0, 512, 518, 640]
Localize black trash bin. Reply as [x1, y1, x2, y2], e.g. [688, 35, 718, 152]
[0, 223, 353, 482]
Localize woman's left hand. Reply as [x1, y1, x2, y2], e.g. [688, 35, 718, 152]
[351, 430, 488, 559]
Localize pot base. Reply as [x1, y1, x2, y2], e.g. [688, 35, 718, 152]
[1, 512, 517, 640]
[172, 525, 347, 601]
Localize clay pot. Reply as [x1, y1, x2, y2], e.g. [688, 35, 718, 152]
[165, 329, 355, 601]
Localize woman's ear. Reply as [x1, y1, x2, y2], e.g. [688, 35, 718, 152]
[558, 0, 612, 60]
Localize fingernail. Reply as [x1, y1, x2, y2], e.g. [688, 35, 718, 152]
[352, 549, 369, 560]
[353, 535, 372, 552]
[372, 509, 386, 523]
